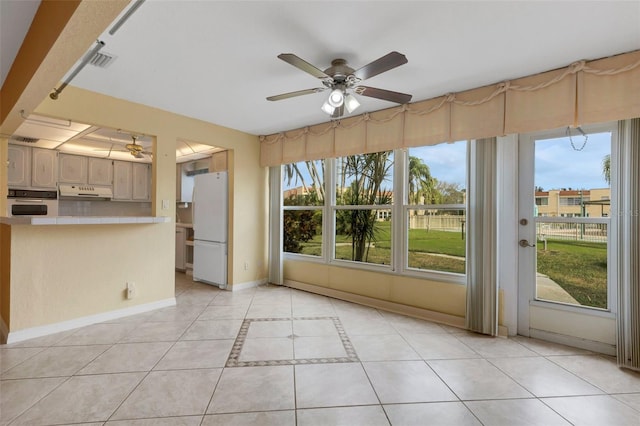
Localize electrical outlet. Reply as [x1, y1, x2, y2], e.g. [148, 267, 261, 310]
[162, 199, 170, 209]
[126, 282, 136, 299]
[243, 261, 249, 271]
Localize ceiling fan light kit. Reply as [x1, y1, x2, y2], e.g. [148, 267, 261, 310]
[344, 93, 360, 113]
[327, 89, 344, 108]
[267, 51, 412, 119]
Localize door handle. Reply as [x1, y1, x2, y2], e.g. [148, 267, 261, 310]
[519, 239, 536, 248]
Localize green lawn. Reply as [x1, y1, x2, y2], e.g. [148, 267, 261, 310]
[536, 239, 608, 309]
[299, 221, 466, 273]
[294, 223, 608, 309]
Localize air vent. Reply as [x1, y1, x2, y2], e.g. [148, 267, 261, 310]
[89, 51, 116, 68]
[12, 135, 39, 143]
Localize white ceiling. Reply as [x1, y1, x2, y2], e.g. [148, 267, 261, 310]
[3, 1, 640, 139]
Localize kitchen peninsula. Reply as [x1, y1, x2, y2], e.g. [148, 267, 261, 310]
[0, 216, 175, 344]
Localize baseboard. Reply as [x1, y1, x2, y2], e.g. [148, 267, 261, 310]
[529, 328, 616, 356]
[284, 279, 466, 330]
[230, 278, 267, 292]
[498, 325, 509, 337]
[4, 298, 176, 345]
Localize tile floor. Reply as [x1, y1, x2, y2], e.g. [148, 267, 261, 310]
[1, 272, 640, 425]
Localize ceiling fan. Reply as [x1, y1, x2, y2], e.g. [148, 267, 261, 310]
[125, 135, 152, 158]
[267, 51, 412, 118]
[91, 134, 152, 159]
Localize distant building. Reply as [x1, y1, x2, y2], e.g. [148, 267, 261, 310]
[535, 188, 611, 217]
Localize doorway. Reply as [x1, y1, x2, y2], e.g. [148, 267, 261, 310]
[517, 123, 618, 354]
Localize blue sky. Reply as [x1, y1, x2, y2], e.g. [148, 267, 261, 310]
[534, 132, 611, 191]
[409, 142, 467, 188]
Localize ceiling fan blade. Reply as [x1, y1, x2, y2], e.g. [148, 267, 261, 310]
[353, 51, 408, 81]
[267, 87, 326, 101]
[356, 86, 412, 104]
[277, 53, 331, 79]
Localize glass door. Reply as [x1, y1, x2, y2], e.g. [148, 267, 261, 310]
[517, 124, 617, 353]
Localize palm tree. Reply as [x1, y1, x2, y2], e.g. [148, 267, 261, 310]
[602, 154, 611, 186]
[283, 160, 325, 204]
[337, 151, 393, 262]
[407, 156, 436, 205]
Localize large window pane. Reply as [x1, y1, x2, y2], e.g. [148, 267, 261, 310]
[283, 160, 324, 257]
[533, 131, 611, 309]
[335, 209, 391, 265]
[335, 152, 393, 206]
[407, 207, 466, 274]
[407, 142, 467, 274]
[282, 160, 324, 206]
[283, 210, 323, 256]
[334, 151, 393, 266]
[408, 143, 466, 205]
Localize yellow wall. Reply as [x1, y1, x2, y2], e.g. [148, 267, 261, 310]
[0, 224, 10, 328]
[8, 223, 174, 331]
[284, 260, 466, 318]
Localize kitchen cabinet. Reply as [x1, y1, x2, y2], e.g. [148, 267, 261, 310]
[113, 161, 150, 201]
[176, 163, 194, 203]
[88, 158, 113, 186]
[31, 148, 57, 189]
[59, 154, 88, 184]
[175, 227, 186, 270]
[210, 151, 227, 172]
[175, 224, 194, 272]
[113, 161, 133, 200]
[7, 145, 31, 187]
[132, 163, 150, 201]
[176, 159, 211, 203]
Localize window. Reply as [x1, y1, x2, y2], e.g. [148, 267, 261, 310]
[560, 196, 589, 206]
[533, 129, 612, 310]
[535, 197, 549, 206]
[334, 151, 394, 266]
[281, 143, 468, 279]
[406, 142, 467, 275]
[282, 160, 324, 257]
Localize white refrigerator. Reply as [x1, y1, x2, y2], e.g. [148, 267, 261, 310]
[193, 172, 227, 289]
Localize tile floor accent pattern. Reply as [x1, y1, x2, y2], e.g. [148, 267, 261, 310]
[0, 272, 639, 425]
[226, 316, 358, 367]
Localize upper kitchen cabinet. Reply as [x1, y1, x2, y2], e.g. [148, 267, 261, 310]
[176, 164, 194, 203]
[176, 158, 210, 203]
[113, 161, 133, 200]
[88, 158, 113, 186]
[132, 163, 150, 201]
[113, 161, 150, 201]
[210, 151, 227, 172]
[59, 153, 88, 184]
[31, 148, 58, 189]
[7, 145, 31, 187]
[9, 145, 57, 189]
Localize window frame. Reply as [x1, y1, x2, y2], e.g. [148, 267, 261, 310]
[281, 159, 326, 261]
[281, 144, 468, 284]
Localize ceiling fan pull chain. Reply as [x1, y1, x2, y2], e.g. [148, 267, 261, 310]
[566, 126, 588, 151]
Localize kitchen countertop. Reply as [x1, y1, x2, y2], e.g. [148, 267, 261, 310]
[0, 216, 171, 225]
[176, 222, 193, 228]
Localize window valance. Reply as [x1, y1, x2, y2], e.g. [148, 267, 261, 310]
[260, 50, 640, 167]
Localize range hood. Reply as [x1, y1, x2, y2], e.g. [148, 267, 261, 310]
[59, 184, 113, 200]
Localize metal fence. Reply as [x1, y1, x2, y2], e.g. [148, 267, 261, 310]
[409, 214, 466, 232]
[536, 222, 608, 243]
